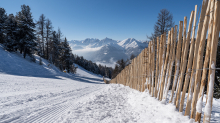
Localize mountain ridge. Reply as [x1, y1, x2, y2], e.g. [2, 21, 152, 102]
[69, 37, 148, 68]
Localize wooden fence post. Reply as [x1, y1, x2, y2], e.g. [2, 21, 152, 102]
[180, 16, 187, 69]
[159, 31, 170, 101]
[148, 42, 152, 92]
[169, 21, 183, 103]
[157, 33, 166, 99]
[156, 35, 163, 98]
[155, 37, 160, 96]
[163, 28, 174, 102]
[163, 25, 177, 103]
[151, 39, 155, 96]
[144, 48, 147, 90]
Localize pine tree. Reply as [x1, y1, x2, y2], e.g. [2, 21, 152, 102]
[45, 19, 53, 60]
[51, 31, 61, 67]
[112, 64, 119, 79]
[36, 14, 46, 58]
[0, 8, 7, 44]
[61, 37, 72, 72]
[148, 9, 174, 41]
[4, 14, 18, 51]
[57, 27, 63, 43]
[16, 5, 37, 58]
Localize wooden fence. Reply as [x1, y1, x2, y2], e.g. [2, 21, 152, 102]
[109, 0, 220, 122]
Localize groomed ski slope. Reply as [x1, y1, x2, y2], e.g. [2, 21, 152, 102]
[0, 45, 219, 123]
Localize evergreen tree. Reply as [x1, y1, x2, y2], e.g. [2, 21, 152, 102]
[148, 9, 174, 41]
[45, 19, 53, 60]
[57, 27, 63, 43]
[16, 5, 37, 58]
[51, 31, 61, 67]
[61, 37, 72, 72]
[36, 14, 46, 58]
[0, 8, 7, 44]
[116, 59, 126, 72]
[112, 64, 119, 79]
[4, 14, 18, 51]
[130, 53, 135, 60]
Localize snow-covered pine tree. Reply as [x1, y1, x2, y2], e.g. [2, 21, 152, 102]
[4, 14, 18, 51]
[51, 31, 61, 67]
[15, 5, 37, 58]
[0, 8, 7, 44]
[57, 27, 63, 43]
[45, 19, 53, 60]
[36, 14, 46, 58]
[61, 37, 72, 72]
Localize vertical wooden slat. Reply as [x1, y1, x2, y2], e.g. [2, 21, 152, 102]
[163, 25, 178, 103]
[159, 31, 170, 101]
[148, 42, 152, 92]
[156, 35, 164, 98]
[135, 57, 138, 90]
[157, 33, 166, 99]
[143, 48, 147, 91]
[163, 28, 174, 101]
[181, 16, 187, 68]
[155, 37, 160, 96]
[169, 21, 183, 103]
[151, 39, 155, 96]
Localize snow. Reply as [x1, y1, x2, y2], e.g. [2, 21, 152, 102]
[196, 96, 203, 113]
[0, 45, 220, 123]
[204, 63, 215, 122]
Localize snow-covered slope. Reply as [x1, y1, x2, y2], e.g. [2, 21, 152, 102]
[69, 37, 148, 68]
[0, 45, 219, 123]
[0, 45, 62, 77]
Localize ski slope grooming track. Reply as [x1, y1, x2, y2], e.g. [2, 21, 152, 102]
[0, 73, 106, 123]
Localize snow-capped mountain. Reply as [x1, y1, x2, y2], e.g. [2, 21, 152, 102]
[69, 37, 148, 68]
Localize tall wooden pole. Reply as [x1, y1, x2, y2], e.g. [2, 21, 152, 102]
[163, 26, 177, 103]
[155, 37, 160, 96]
[159, 31, 170, 101]
[163, 28, 174, 102]
[151, 39, 155, 96]
[157, 33, 166, 99]
[169, 21, 183, 103]
[180, 17, 187, 68]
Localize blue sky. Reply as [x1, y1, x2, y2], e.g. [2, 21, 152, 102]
[1, 0, 202, 41]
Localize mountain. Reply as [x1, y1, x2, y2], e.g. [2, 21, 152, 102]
[69, 37, 148, 68]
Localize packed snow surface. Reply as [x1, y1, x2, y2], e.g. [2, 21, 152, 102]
[0, 45, 220, 123]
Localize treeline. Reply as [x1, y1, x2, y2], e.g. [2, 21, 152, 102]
[0, 5, 113, 78]
[73, 55, 113, 78]
[111, 54, 135, 79]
